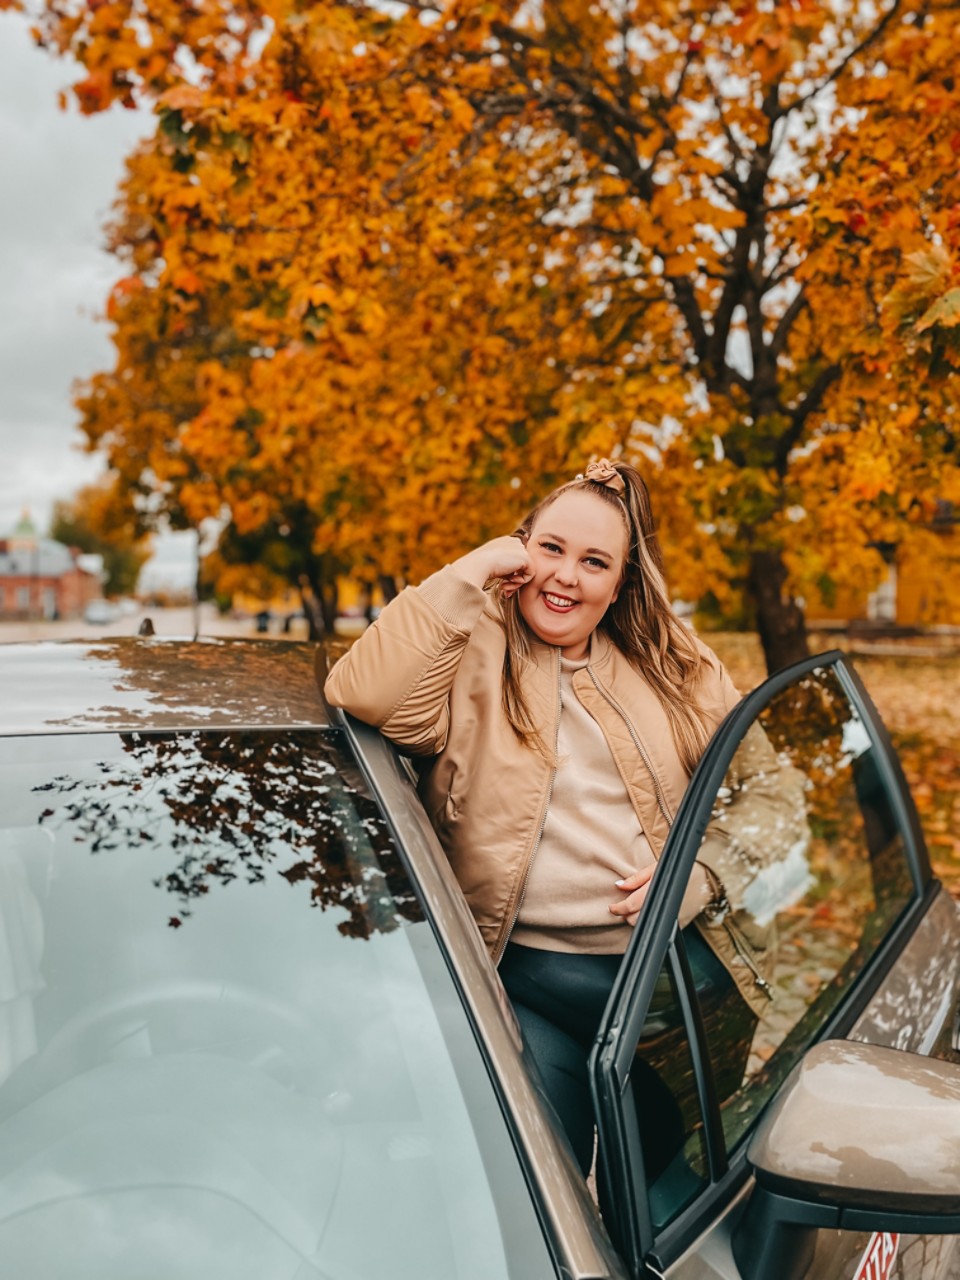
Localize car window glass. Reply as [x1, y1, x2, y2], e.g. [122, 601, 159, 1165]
[629, 944, 709, 1232]
[0, 730, 553, 1280]
[691, 666, 916, 1153]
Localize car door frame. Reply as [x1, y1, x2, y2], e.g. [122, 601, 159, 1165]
[589, 649, 937, 1277]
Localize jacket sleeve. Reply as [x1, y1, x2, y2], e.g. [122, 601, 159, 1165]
[323, 566, 489, 755]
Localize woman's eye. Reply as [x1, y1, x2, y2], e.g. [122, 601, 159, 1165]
[585, 557, 608, 570]
[540, 541, 561, 553]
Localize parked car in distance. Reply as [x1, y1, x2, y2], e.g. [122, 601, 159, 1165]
[82, 598, 120, 626]
[0, 637, 958, 1280]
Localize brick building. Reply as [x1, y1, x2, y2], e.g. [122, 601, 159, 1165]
[0, 513, 102, 621]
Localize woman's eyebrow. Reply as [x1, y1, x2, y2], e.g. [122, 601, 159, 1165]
[539, 531, 613, 559]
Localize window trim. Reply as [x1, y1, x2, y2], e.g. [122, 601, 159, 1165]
[590, 650, 932, 1270]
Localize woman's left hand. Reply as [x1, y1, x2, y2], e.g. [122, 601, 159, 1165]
[609, 865, 655, 927]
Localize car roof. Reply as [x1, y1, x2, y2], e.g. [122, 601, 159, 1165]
[0, 637, 334, 735]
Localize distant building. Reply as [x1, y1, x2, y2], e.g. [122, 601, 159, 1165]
[0, 512, 103, 621]
[806, 502, 960, 629]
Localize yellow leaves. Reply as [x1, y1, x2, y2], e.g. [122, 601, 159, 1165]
[662, 251, 699, 276]
[882, 245, 960, 348]
[106, 274, 145, 321]
[299, 283, 338, 312]
[27, 0, 960, 624]
[172, 267, 202, 296]
[161, 185, 211, 218]
[232, 493, 276, 536]
[441, 87, 475, 132]
[916, 288, 960, 334]
[73, 69, 113, 115]
[902, 245, 953, 297]
[177, 480, 222, 524]
[404, 85, 435, 125]
[157, 84, 206, 112]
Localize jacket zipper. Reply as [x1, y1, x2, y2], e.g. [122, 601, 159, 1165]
[494, 648, 562, 965]
[585, 667, 675, 830]
[722, 915, 773, 998]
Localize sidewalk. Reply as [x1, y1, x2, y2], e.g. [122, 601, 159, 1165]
[809, 623, 960, 660]
[0, 604, 261, 644]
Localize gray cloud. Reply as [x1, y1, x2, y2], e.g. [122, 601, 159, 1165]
[0, 12, 149, 536]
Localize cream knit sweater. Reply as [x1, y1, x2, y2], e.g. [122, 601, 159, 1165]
[512, 654, 708, 953]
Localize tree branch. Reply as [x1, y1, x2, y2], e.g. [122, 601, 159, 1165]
[774, 363, 842, 471]
[775, 0, 905, 120]
[770, 284, 807, 357]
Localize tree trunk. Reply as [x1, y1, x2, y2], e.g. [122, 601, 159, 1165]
[299, 564, 338, 638]
[318, 582, 338, 634]
[747, 547, 810, 675]
[378, 574, 399, 604]
[298, 582, 324, 641]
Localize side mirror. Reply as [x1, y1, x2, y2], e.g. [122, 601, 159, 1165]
[733, 1040, 960, 1280]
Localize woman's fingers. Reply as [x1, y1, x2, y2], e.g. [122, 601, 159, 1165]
[609, 865, 656, 925]
[500, 566, 534, 598]
[450, 536, 532, 590]
[615, 867, 655, 892]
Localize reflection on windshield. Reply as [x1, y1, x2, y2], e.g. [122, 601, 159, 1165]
[0, 731, 544, 1280]
[33, 730, 421, 939]
[0, 845, 43, 1086]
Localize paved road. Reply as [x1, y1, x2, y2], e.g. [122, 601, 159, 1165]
[0, 603, 299, 644]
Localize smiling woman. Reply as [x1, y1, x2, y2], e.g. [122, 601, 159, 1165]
[514, 489, 625, 659]
[323, 459, 802, 1203]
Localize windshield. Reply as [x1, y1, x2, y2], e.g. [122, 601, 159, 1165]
[0, 729, 552, 1280]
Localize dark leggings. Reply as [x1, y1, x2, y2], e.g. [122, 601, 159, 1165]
[499, 935, 754, 1179]
[499, 944, 619, 1173]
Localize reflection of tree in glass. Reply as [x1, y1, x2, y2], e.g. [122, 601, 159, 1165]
[759, 670, 910, 902]
[34, 731, 423, 940]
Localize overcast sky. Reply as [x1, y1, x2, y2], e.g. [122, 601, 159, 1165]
[0, 11, 195, 587]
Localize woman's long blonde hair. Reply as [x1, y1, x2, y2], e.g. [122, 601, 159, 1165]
[496, 462, 714, 775]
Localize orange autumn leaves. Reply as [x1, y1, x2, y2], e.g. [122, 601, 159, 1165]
[10, 0, 960, 634]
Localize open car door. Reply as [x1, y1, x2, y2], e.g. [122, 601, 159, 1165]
[589, 650, 960, 1280]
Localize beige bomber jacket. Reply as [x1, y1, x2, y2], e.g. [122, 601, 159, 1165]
[325, 566, 796, 1016]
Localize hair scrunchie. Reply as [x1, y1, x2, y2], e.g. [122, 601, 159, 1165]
[581, 458, 626, 496]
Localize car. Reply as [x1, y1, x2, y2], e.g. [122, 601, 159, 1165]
[0, 636, 958, 1280]
[83, 598, 120, 626]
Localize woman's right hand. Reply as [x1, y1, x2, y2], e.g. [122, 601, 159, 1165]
[450, 536, 534, 597]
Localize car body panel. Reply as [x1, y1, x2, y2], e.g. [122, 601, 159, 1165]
[664, 886, 960, 1280]
[0, 638, 330, 734]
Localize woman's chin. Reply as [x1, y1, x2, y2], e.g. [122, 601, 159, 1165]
[527, 620, 590, 658]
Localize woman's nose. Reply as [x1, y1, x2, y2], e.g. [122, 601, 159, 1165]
[553, 557, 578, 585]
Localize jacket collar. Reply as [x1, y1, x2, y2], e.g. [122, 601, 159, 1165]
[586, 627, 616, 672]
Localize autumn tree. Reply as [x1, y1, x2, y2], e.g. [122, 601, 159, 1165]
[50, 476, 152, 596]
[15, 0, 960, 669]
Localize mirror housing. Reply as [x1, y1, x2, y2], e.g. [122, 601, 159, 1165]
[733, 1040, 960, 1280]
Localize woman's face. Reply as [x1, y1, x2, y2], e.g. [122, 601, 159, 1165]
[517, 488, 628, 660]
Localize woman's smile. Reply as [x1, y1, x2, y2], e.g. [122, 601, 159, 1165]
[542, 592, 579, 612]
